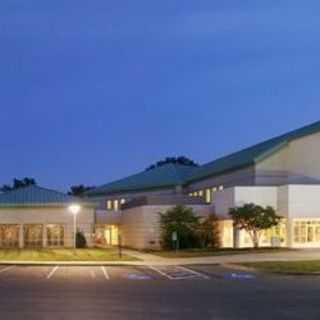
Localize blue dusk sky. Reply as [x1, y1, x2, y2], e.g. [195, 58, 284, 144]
[1, 1, 320, 191]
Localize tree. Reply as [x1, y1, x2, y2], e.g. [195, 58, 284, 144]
[146, 156, 199, 171]
[229, 203, 281, 248]
[68, 185, 95, 197]
[0, 177, 37, 192]
[198, 214, 221, 249]
[159, 205, 201, 249]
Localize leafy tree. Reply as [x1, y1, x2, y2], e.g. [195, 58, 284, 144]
[76, 231, 87, 248]
[198, 214, 221, 249]
[229, 203, 281, 248]
[146, 156, 199, 171]
[159, 205, 201, 249]
[68, 185, 95, 197]
[1, 177, 37, 192]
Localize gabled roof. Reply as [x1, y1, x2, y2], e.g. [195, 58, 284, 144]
[86, 163, 198, 196]
[0, 185, 78, 207]
[186, 120, 320, 183]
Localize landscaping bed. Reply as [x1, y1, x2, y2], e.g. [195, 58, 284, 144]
[0, 248, 138, 262]
[240, 260, 320, 274]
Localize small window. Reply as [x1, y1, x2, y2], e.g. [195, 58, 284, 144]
[198, 190, 204, 197]
[219, 185, 224, 191]
[205, 189, 212, 204]
[114, 200, 119, 211]
[120, 199, 126, 205]
[107, 200, 113, 210]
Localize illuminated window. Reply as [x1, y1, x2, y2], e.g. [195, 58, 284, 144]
[120, 199, 126, 205]
[212, 187, 217, 193]
[219, 185, 224, 191]
[189, 193, 193, 197]
[113, 200, 119, 211]
[107, 200, 112, 210]
[47, 224, 64, 247]
[294, 220, 320, 243]
[198, 190, 204, 197]
[205, 189, 212, 204]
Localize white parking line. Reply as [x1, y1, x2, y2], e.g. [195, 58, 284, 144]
[148, 266, 175, 280]
[101, 266, 110, 280]
[47, 266, 59, 279]
[0, 266, 15, 274]
[149, 265, 210, 280]
[178, 266, 210, 280]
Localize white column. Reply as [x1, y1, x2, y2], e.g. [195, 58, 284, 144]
[19, 224, 24, 249]
[287, 219, 293, 248]
[233, 226, 241, 248]
[43, 225, 47, 248]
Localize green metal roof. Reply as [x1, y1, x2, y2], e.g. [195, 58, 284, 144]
[87, 120, 320, 196]
[0, 185, 77, 207]
[186, 120, 320, 183]
[86, 163, 198, 196]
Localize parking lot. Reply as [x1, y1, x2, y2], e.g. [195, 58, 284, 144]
[0, 264, 217, 282]
[0, 264, 319, 320]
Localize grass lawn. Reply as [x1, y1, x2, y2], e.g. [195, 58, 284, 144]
[0, 248, 138, 262]
[144, 248, 291, 258]
[240, 260, 320, 274]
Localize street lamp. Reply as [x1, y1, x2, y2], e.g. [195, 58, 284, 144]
[69, 204, 81, 249]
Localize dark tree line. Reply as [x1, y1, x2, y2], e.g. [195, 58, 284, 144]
[146, 156, 199, 171]
[0, 178, 94, 197]
[2, 156, 198, 195]
[0, 177, 37, 192]
[67, 185, 95, 197]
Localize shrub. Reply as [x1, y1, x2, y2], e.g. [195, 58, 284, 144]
[76, 231, 87, 248]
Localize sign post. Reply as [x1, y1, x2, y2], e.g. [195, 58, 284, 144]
[172, 231, 179, 253]
[118, 234, 122, 259]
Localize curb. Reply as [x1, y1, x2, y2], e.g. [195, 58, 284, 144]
[221, 263, 258, 272]
[0, 261, 222, 267]
[0, 261, 144, 267]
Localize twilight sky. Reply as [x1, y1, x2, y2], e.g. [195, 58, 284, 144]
[1, 1, 320, 191]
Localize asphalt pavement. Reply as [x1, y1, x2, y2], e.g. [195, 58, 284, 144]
[0, 264, 318, 320]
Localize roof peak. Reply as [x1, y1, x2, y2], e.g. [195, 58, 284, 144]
[187, 120, 320, 183]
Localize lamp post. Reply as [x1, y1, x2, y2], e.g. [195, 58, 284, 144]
[69, 204, 81, 249]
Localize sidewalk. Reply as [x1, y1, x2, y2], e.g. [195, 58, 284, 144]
[122, 248, 320, 266]
[1, 249, 320, 266]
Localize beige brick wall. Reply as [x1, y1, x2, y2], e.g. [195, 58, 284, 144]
[0, 206, 95, 247]
[120, 205, 212, 250]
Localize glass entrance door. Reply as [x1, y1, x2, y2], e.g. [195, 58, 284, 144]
[294, 220, 320, 245]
